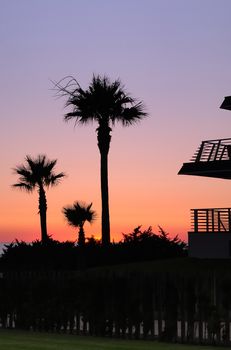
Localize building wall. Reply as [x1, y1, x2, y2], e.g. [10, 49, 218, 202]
[188, 232, 231, 258]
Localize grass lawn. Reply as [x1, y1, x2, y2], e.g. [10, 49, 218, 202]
[0, 330, 225, 350]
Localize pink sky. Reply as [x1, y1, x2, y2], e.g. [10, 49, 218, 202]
[1, 0, 231, 243]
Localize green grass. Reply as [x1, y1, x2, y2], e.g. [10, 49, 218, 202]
[0, 330, 225, 350]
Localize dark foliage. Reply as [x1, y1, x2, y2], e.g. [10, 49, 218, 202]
[0, 228, 192, 343]
[0, 227, 187, 271]
[119, 226, 187, 263]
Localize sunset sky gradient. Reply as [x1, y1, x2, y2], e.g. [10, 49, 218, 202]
[1, 0, 231, 243]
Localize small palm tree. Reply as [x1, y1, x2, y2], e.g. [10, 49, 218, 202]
[56, 75, 147, 246]
[13, 155, 65, 244]
[63, 201, 96, 246]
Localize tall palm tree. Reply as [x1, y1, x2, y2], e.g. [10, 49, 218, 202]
[56, 75, 147, 246]
[13, 154, 65, 244]
[63, 201, 96, 246]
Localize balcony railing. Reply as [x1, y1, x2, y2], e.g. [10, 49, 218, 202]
[191, 208, 231, 233]
[191, 138, 231, 163]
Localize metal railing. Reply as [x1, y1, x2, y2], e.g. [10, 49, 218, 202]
[191, 208, 231, 233]
[190, 138, 231, 162]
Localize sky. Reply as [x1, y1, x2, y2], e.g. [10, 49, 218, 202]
[1, 0, 231, 244]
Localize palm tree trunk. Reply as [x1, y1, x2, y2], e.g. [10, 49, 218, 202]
[78, 225, 85, 246]
[97, 123, 111, 246]
[38, 185, 48, 244]
[100, 151, 110, 246]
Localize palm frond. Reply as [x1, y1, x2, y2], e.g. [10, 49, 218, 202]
[120, 102, 147, 126]
[56, 74, 148, 128]
[63, 207, 82, 227]
[47, 172, 66, 186]
[13, 154, 65, 190]
[13, 166, 31, 179]
[12, 183, 34, 192]
[63, 201, 96, 228]
[52, 76, 81, 98]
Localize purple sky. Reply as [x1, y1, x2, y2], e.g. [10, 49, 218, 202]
[1, 0, 231, 243]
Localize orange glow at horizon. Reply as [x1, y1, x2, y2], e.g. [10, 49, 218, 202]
[2, 121, 231, 245]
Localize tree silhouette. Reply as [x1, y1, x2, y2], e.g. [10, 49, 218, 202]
[56, 75, 147, 246]
[63, 201, 96, 246]
[13, 155, 65, 244]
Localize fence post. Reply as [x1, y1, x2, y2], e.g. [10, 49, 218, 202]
[218, 211, 221, 232]
[228, 209, 231, 232]
[211, 209, 215, 232]
[208, 144, 215, 161]
[206, 210, 209, 232]
[194, 210, 198, 232]
[196, 142, 205, 162]
[214, 140, 221, 161]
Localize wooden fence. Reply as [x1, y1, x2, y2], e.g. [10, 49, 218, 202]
[0, 261, 231, 345]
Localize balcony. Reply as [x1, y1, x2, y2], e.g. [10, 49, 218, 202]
[189, 208, 231, 258]
[190, 208, 231, 233]
[178, 138, 231, 179]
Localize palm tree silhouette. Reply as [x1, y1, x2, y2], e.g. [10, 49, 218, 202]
[13, 155, 65, 244]
[63, 201, 96, 246]
[56, 75, 147, 246]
